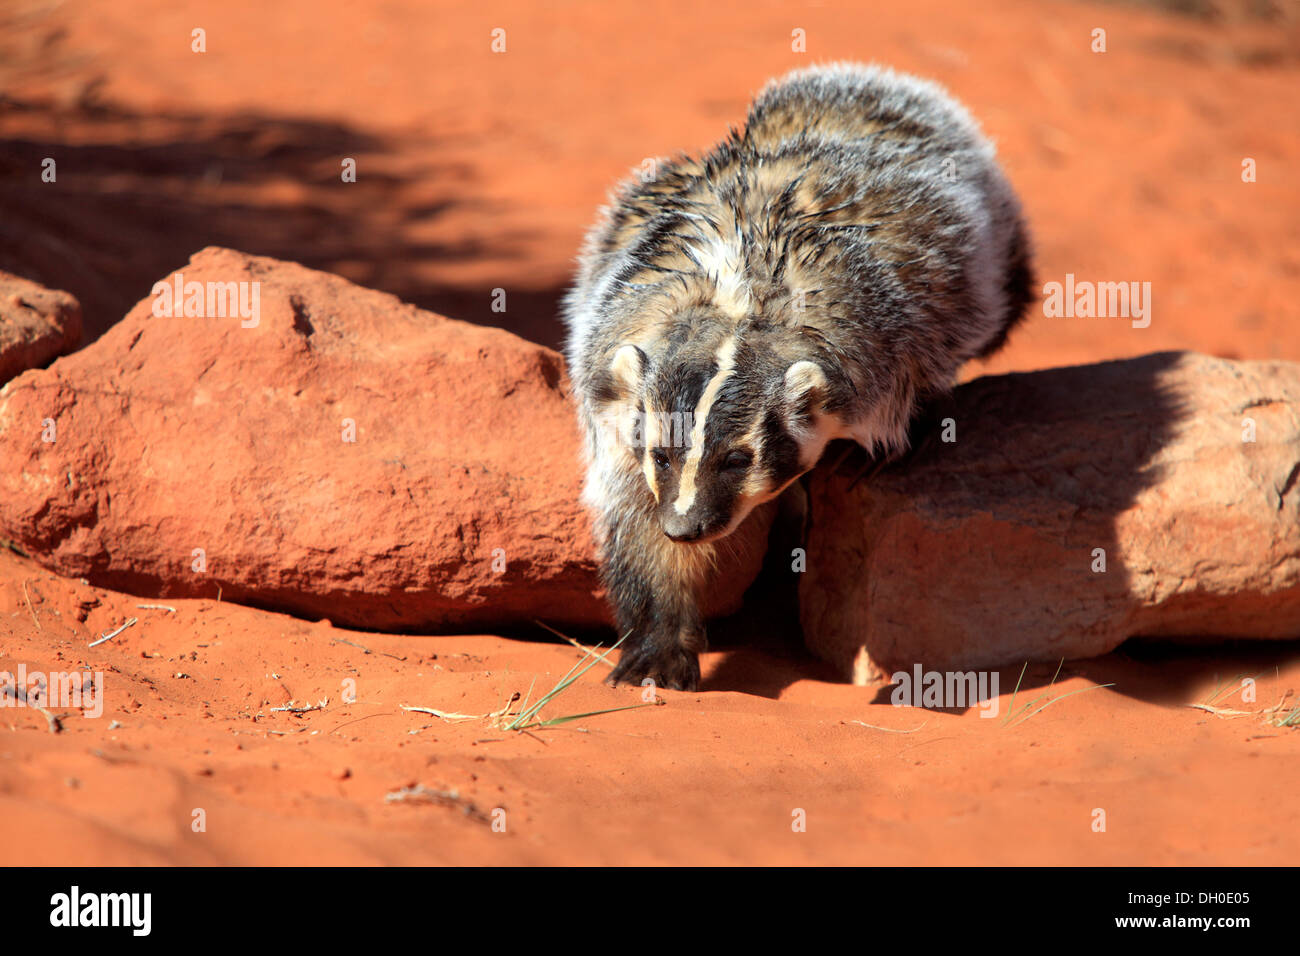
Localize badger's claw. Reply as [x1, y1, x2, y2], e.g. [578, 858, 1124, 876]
[608, 638, 701, 692]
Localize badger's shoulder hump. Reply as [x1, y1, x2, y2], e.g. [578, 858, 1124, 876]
[744, 61, 991, 158]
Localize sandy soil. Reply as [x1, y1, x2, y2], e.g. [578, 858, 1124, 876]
[3, 547, 1299, 865]
[1, 0, 1299, 864]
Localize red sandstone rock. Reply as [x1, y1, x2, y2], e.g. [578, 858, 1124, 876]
[0, 271, 82, 385]
[801, 352, 1300, 683]
[0, 247, 770, 632]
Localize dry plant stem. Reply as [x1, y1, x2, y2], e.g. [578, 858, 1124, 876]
[89, 616, 137, 648]
[3, 681, 62, 733]
[22, 579, 40, 631]
[533, 618, 613, 666]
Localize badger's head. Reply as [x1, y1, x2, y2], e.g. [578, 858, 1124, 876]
[602, 324, 851, 543]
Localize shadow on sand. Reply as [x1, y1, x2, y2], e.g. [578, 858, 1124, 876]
[0, 97, 570, 349]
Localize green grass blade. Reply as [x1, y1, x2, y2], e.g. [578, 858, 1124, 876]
[503, 631, 630, 731]
[1005, 681, 1116, 729]
[517, 701, 656, 730]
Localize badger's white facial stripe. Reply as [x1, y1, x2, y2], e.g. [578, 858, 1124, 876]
[673, 336, 738, 515]
[643, 402, 663, 502]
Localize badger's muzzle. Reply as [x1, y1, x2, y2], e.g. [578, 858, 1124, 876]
[662, 512, 706, 542]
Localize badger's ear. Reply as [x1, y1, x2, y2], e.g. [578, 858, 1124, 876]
[783, 360, 829, 415]
[609, 344, 647, 397]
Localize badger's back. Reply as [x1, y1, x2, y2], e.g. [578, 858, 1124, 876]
[565, 62, 1033, 454]
[744, 62, 1035, 360]
[745, 62, 987, 156]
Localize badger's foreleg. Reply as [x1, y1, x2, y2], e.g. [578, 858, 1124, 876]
[599, 505, 708, 692]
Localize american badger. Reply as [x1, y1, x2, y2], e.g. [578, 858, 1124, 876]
[563, 63, 1034, 690]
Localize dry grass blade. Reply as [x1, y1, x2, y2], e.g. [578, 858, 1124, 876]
[1188, 676, 1297, 726]
[533, 618, 612, 665]
[401, 693, 520, 723]
[22, 579, 40, 631]
[270, 698, 329, 714]
[847, 719, 928, 733]
[1262, 690, 1300, 729]
[1186, 703, 1252, 718]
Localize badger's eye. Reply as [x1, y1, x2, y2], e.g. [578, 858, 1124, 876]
[651, 449, 671, 470]
[722, 449, 753, 471]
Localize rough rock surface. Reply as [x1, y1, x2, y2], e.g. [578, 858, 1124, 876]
[801, 351, 1300, 683]
[0, 271, 82, 385]
[0, 247, 771, 632]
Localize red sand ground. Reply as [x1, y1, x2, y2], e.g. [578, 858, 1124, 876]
[2, 0, 1299, 864]
[4, 549, 1300, 865]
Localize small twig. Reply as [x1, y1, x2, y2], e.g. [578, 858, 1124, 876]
[383, 785, 490, 822]
[847, 719, 928, 734]
[331, 636, 406, 662]
[401, 705, 485, 722]
[89, 617, 138, 648]
[38, 707, 61, 733]
[401, 692, 520, 723]
[3, 680, 62, 733]
[136, 603, 176, 613]
[328, 712, 395, 736]
[270, 698, 328, 714]
[1187, 702, 1252, 718]
[22, 579, 40, 631]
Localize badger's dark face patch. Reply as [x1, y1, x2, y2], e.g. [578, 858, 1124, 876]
[603, 319, 848, 543]
[634, 335, 827, 543]
[649, 434, 757, 543]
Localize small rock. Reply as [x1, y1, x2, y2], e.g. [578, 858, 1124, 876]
[0, 272, 82, 385]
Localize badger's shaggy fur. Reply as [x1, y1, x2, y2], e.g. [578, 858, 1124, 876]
[563, 62, 1034, 690]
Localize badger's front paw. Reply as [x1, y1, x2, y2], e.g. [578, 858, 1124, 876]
[608, 635, 701, 692]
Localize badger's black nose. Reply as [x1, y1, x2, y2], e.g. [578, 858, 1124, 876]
[663, 515, 705, 542]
